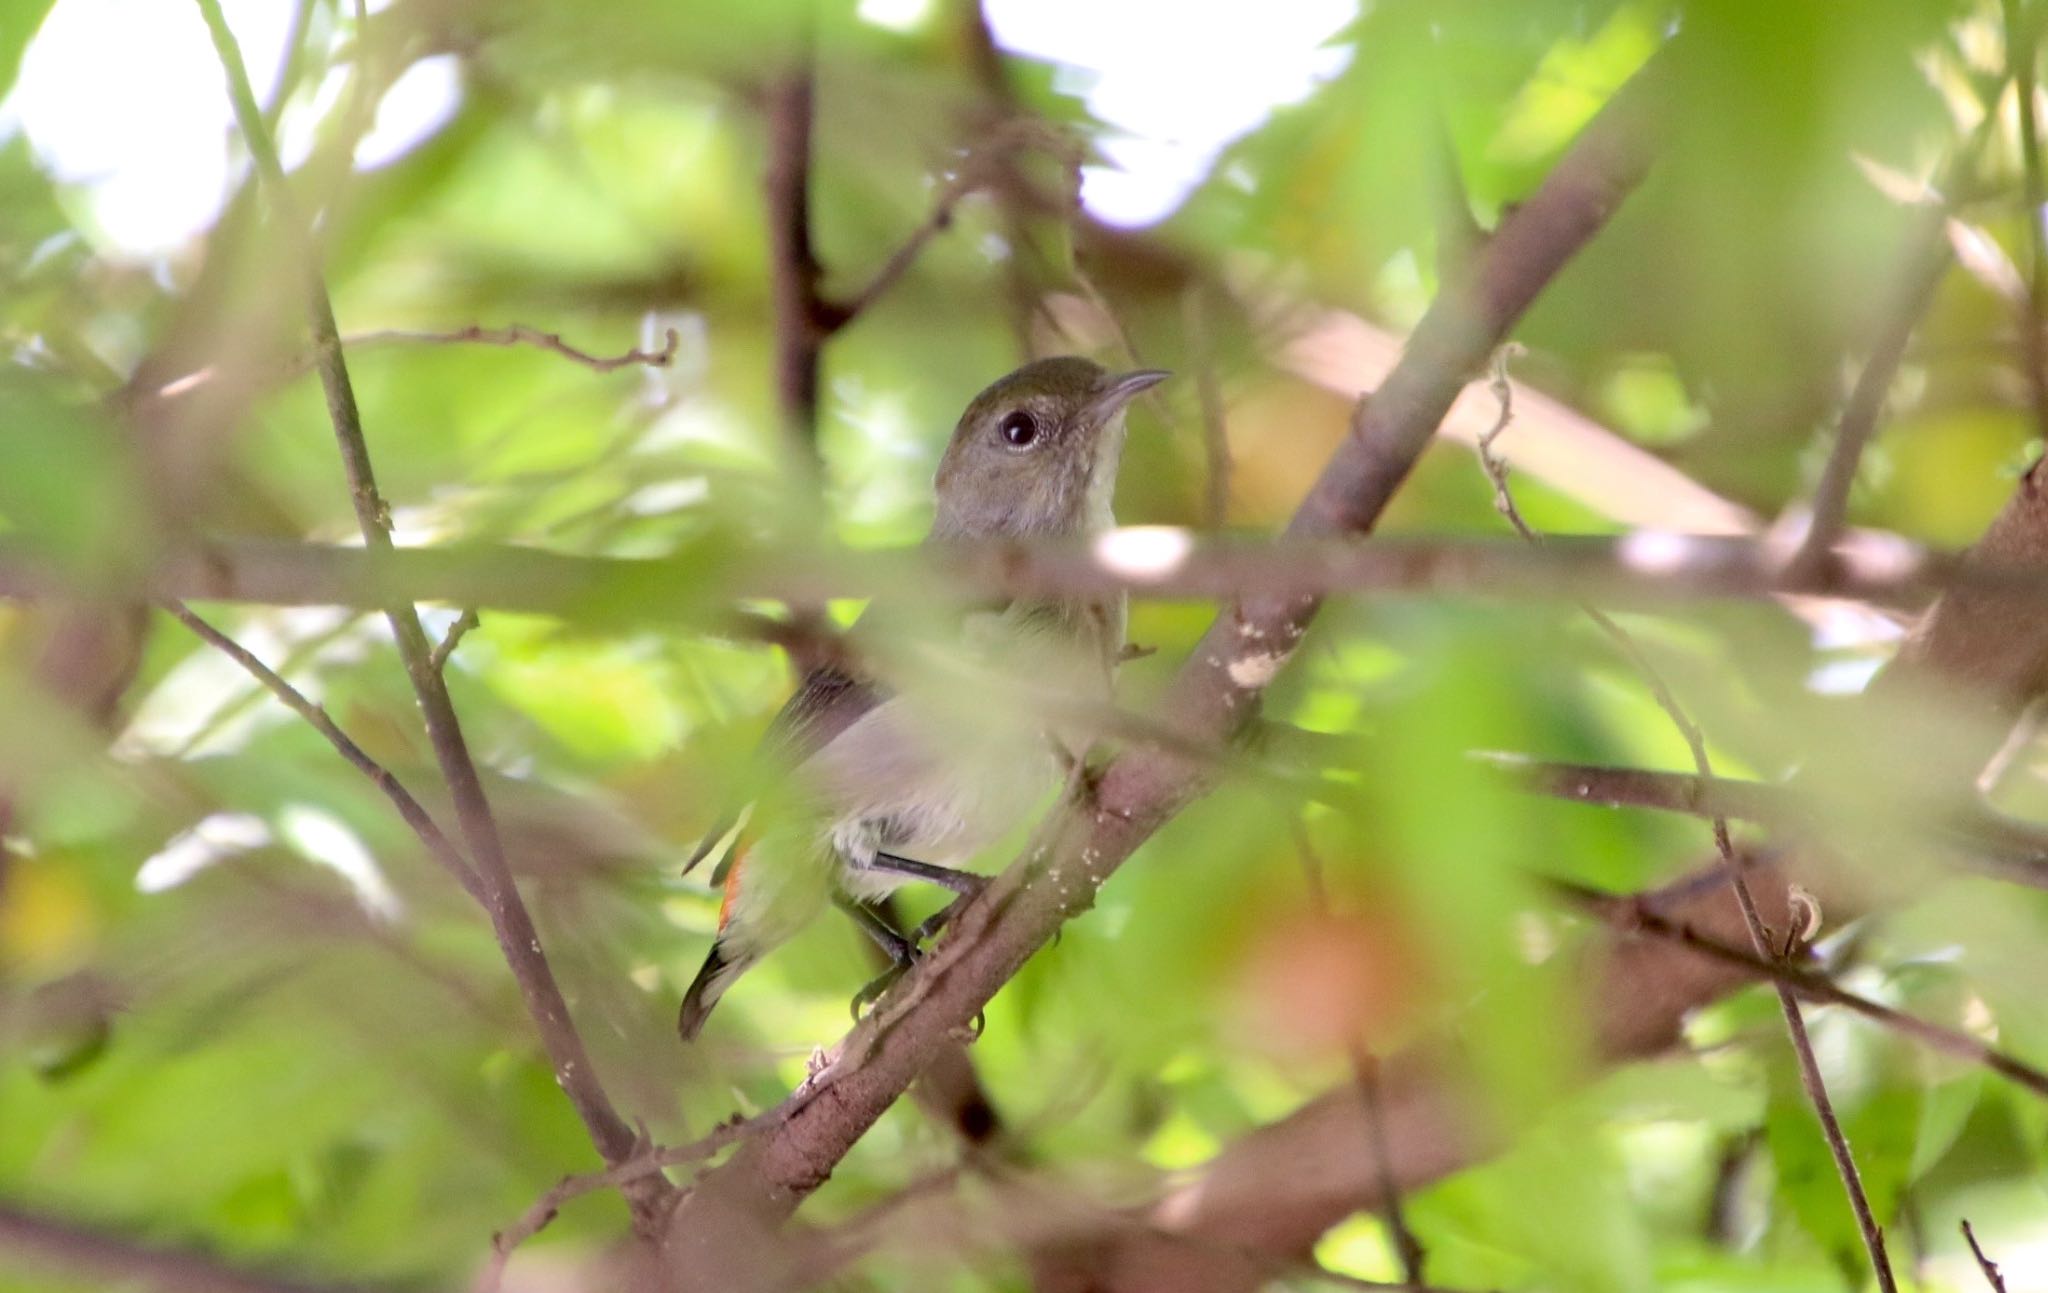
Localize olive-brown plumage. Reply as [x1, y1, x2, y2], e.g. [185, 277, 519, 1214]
[677, 358, 1167, 1039]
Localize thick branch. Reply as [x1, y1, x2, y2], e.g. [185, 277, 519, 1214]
[659, 49, 1663, 1283]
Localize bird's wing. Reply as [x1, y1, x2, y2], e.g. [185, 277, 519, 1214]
[680, 662, 886, 880]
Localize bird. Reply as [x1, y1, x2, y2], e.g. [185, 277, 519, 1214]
[676, 357, 1169, 1040]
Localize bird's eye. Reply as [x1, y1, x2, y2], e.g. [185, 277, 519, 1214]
[997, 410, 1040, 448]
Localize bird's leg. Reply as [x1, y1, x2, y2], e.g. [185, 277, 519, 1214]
[836, 894, 917, 964]
[875, 892, 987, 1040]
[868, 851, 989, 899]
[837, 895, 921, 1020]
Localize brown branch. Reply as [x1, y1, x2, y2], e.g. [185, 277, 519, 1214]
[335, 323, 680, 374]
[1792, 110, 1997, 577]
[1791, 206, 1953, 578]
[430, 607, 480, 675]
[763, 63, 831, 446]
[658, 47, 1664, 1279]
[1862, 458, 2048, 785]
[21, 528, 2048, 631]
[195, 0, 659, 1199]
[476, 1115, 767, 1293]
[1962, 1219, 2010, 1292]
[762, 58, 1025, 440]
[1478, 344, 1896, 1291]
[150, 324, 680, 402]
[829, 136, 1015, 323]
[163, 601, 484, 902]
[1555, 879, 2048, 1100]
[0, 1201, 379, 1293]
[805, 1160, 1479, 1293]
[1507, 757, 2048, 890]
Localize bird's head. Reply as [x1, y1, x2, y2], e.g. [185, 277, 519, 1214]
[931, 357, 1169, 541]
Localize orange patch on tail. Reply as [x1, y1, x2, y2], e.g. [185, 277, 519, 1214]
[717, 848, 748, 931]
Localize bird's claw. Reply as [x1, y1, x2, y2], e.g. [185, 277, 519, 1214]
[850, 882, 992, 1023]
[851, 967, 899, 1020]
[910, 883, 986, 944]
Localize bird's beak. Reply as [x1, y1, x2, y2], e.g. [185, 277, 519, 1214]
[1086, 368, 1171, 424]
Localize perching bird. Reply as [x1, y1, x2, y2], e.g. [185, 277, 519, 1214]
[677, 357, 1168, 1039]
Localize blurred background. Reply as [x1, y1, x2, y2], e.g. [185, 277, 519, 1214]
[3, 0, 2048, 1289]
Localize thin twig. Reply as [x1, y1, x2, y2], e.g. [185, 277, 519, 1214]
[1504, 757, 2048, 891]
[475, 1111, 777, 1293]
[430, 608, 480, 675]
[1290, 822, 1426, 1283]
[1793, 211, 1953, 576]
[1795, 116, 1995, 575]
[194, 0, 653, 1185]
[153, 326, 680, 401]
[336, 324, 680, 374]
[1477, 351, 1898, 1292]
[1184, 284, 1233, 527]
[2005, 0, 2048, 444]
[164, 601, 485, 902]
[1555, 879, 2048, 1099]
[829, 144, 1008, 323]
[1961, 1219, 2010, 1291]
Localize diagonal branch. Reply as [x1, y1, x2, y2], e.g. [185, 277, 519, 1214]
[1553, 879, 2048, 1100]
[659, 45, 1665, 1277]
[1962, 1219, 2011, 1292]
[1792, 109, 1995, 577]
[1791, 205, 1956, 578]
[164, 600, 484, 903]
[193, 0, 658, 1191]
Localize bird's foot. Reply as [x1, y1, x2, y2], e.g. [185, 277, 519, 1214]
[850, 956, 912, 1021]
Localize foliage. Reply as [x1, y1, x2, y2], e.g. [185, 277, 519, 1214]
[1, 0, 2046, 1290]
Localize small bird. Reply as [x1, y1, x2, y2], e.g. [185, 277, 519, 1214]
[677, 357, 1168, 1039]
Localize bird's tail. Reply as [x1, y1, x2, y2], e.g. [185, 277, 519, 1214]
[678, 849, 769, 1041]
[677, 935, 758, 1041]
